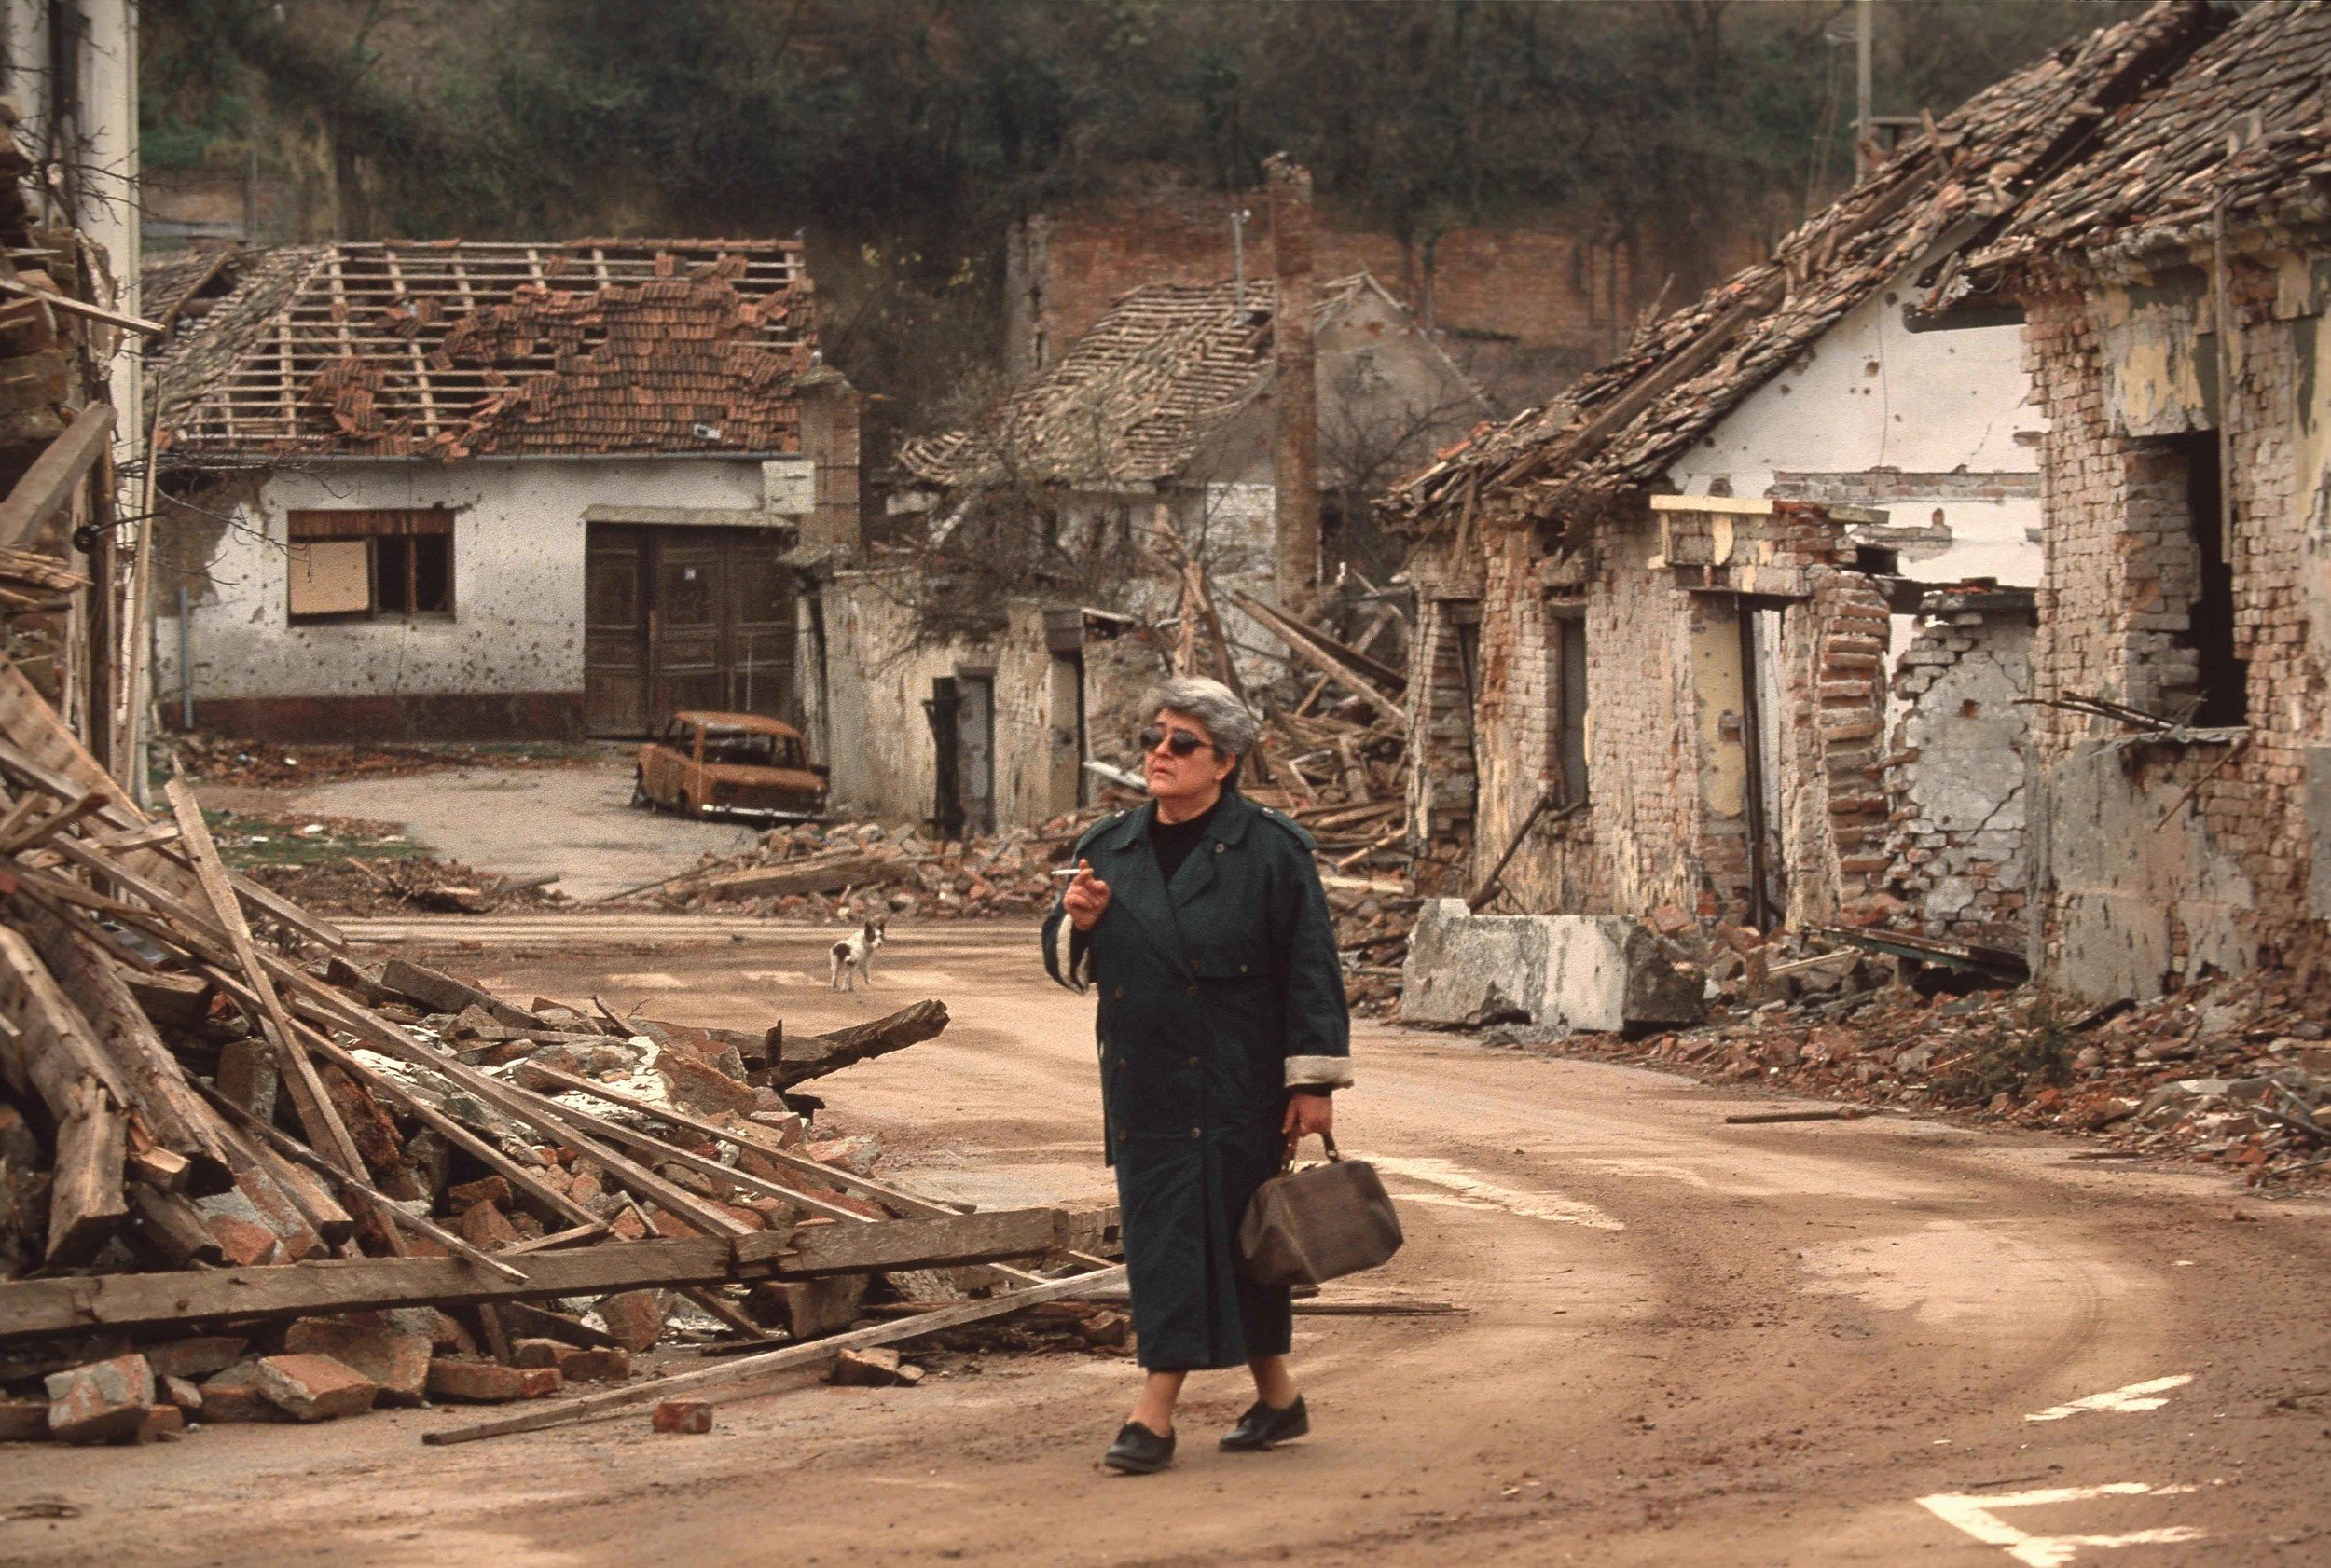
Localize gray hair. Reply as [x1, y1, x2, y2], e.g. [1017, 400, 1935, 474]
[1140, 675, 1258, 759]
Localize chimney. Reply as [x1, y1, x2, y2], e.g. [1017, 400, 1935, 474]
[1264, 153, 1318, 619]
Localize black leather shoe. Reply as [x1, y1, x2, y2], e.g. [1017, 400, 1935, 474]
[1103, 1420, 1176, 1474]
[1219, 1395, 1309, 1451]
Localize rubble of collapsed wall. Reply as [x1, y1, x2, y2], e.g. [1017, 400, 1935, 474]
[1884, 589, 2035, 945]
[2020, 261, 2330, 1000]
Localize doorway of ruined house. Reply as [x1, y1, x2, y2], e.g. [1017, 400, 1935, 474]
[1738, 598, 1790, 930]
[923, 677, 964, 842]
[583, 523, 797, 736]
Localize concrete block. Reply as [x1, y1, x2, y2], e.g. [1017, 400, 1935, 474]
[45, 1354, 156, 1443]
[425, 1358, 558, 1403]
[1400, 900, 1706, 1033]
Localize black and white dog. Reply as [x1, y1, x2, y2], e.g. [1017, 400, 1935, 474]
[828, 916, 887, 992]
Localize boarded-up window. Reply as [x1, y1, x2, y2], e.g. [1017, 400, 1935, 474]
[286, 510, 455, 622]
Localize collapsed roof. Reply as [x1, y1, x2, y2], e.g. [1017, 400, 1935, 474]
[1957, 0, 2331, 282]
[152, 240, 820, 461]
[1386, 0, 2221, 532]
[899, 272, 1422, 490]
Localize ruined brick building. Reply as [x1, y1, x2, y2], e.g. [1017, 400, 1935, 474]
[1384, 1, 2219, 945]
[887, 169, 1483, 835]
[1938, 0, 2331, 1000]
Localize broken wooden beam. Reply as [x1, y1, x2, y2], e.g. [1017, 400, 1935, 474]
[423, 1263, 1130, 1445]
[0, 1236, 745, 1341]
[772, 998, 949, 1089]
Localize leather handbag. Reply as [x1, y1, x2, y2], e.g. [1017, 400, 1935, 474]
[1237, 1134, 1404, 1287]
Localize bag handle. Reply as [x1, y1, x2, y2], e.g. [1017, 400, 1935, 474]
[1279, 1130, 1342, 1173]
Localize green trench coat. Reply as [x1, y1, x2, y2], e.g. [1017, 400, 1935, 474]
[1042, 791, 1354, 1370]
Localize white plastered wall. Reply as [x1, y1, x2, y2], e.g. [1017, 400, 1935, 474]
[1664, 273, 2046, 589]
[159, 458, 769, 703]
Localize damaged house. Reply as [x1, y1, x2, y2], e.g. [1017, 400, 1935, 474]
[1384, 0, 2219, 964]
[1937, 0, 2331, 1001]
[147, 239, 860, 742]
[869, 171, 1484, 835]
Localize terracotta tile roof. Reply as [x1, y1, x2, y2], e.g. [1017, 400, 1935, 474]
[1386, 0, 2218, 530]
[154, 239, 816, 461]
[140, 246, 247, 332]
[899, 272, 1391, 488]
[1962, 0, 2331, 278]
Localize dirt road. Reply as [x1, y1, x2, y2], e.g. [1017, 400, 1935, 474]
[198, 757, 764, 901]
[7, 921, 2325, 1566]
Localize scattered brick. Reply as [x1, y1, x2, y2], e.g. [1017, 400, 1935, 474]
[284, 1316, 433, 1406]
[254, 1354, 379, 1422]
[653, 1398, 714, 1434]
[596, 1289, 667, 1352]
[45, 1354, 156, 1443]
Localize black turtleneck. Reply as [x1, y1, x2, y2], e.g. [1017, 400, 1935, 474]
[1149, 795, 1221, 886]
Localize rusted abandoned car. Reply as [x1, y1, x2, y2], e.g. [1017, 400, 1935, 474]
[632, 710, 828, 821]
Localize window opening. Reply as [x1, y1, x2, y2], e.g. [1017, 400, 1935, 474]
[2167, 430, 2246, 726]
[1546, 601, 1588, 807]
[286, 510, 455, 623]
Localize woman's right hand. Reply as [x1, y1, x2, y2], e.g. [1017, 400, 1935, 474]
[1063, 859, 1112, 931]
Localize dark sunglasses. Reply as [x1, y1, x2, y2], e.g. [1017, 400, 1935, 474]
[1138, 725, 1213, 758]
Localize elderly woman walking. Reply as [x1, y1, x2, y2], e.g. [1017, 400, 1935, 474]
[1042, 675, 1353, 1475]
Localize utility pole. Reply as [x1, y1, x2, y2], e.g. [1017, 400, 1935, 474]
[1854, 0, 1875, 180]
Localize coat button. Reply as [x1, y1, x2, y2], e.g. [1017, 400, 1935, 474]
[1239, 964, 1249, 974]
[1186, 984, 1199, 998]
[1113, 987, 1125, 999]
[1187, 1055, 1201, 1068]
[1214, 842, 1225, 853]
[1189, 1127, 1202, 1139]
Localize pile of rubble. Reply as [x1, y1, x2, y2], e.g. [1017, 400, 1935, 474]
[172, 734, 599, 789]
[0, 664, 1123, 1446]
[245, 852, 572, 917]
[1539, 926, 2330, 1188]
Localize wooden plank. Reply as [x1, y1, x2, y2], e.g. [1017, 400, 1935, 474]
[0, 1236, 742, 1341]
[0, 278, 163, 336]
[424, 1263, 1129, 1446]
[737, 1207, 1069, 1277]
[0, 928, 133, 1263]
[516, 1066, 961, 1220]
[14, 901, 235, 1191]
[0, 668, 346, 949]
[1227, 589, 1412, 729]
[0, 404, 114, 550]
[162, 776, 366, 1177]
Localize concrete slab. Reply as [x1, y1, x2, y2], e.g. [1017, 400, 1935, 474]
[1400, 900, 1705, 1033]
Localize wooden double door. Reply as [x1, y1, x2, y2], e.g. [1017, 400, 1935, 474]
[584, 523, 796, 736]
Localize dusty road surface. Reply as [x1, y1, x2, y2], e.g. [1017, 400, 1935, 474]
[196, 756, 764, 900]
[8, 919, 2327, 1567]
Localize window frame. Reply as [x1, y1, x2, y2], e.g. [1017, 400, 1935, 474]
[284, 509, 458, 626]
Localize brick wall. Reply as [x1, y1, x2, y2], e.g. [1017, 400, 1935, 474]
[1013, 193, 1646, 396]
[2021, 249, 2331, 997]
[1410, 495, 1888, 928]
[1885, 594, 2035, 945]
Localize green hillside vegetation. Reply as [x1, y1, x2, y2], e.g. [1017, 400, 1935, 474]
[140, 0, 2144, 445]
